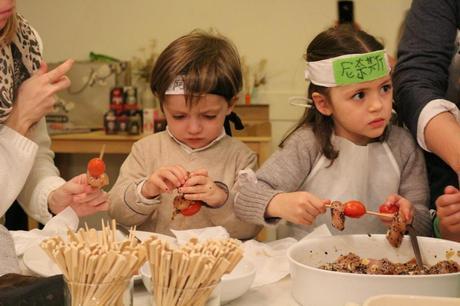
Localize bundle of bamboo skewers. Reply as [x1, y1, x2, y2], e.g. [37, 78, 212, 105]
[145, 236, 244, 306]
[40, 220, 146, 306]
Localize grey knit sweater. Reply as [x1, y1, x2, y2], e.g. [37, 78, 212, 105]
[235, 125, 433, 238]
[0, 224, 20, 276]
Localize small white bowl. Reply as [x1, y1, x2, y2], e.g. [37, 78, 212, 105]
[140, 258, 256, 304]
[220, 259, 256, 304]
[140, 263, 153, 293]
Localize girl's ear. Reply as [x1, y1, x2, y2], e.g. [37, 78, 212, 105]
[311, 92, 332, 116]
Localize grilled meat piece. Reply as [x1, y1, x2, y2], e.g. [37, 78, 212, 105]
[330, 201, 345, 231]
[386, 211, 406, 248]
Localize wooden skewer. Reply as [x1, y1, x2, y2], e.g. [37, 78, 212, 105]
[325, 203, 394, 218]
[99, 144, 106, 160]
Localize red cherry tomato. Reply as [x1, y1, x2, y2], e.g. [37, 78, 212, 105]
[87, 158, 106, 177]
[180, 202, 202, 216]
[379, 203, 399, 214]
[343, 200, 366, 218]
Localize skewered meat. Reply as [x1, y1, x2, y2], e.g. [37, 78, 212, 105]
[330, 201, 345, 231]
[319, 252, 460, 275]
[171, 195, 202, 219]
[386, 211, 406, 248]
[86, 157, 109, 188]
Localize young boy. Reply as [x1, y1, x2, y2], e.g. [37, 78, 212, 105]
[109, 30, 261, 240]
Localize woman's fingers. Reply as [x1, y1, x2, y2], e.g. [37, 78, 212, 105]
[45, 59, 74, 84]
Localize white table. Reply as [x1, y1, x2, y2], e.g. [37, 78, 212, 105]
[133, 276, 298, 306]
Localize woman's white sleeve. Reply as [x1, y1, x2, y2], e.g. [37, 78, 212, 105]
[0, 125, 38, 218]
[16, 118, 65, 224]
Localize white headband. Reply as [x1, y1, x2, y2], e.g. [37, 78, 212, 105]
[304, 50, 391, 87]
[165, 76, 185, 95]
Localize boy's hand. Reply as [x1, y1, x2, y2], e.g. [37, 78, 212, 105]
[436, 186, 460, 242]
[142, 165, 188, 198]
[265, 191, 327, 225]
[178, 169, 227, 207]
[378, 194, 414, 226]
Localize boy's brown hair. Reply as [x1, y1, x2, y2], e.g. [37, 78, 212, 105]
[150, 30, 242, 108]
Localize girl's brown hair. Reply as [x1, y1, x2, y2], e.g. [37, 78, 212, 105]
[0, 14, 17, 44]
[281, 25, 385, 161]
[150, 30, 242, 108]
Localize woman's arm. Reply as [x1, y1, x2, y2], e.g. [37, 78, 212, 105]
[0, 125, 38, 218]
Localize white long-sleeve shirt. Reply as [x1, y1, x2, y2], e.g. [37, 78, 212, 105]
[1, 118, 65, 224]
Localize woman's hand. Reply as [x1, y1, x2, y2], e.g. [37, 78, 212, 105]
[378, 194, 414, 226]
[178, 169, 228, 207]
[48, 173, 109, 216]
[141, 165, 189, 198]
[5, 59, 74, 135]
[266, 191, 327, 225]
[436, 186, 460, 242]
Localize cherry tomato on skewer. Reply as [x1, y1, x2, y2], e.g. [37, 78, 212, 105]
[180, 201, 202, 216]
[379, 203, 399, 214]
[343, 200, 366, 218]
[87, 158, 106, 178]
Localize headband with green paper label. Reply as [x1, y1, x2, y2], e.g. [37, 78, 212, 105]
[304, 50, 390, 87]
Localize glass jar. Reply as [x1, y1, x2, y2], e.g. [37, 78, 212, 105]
[64, 277, 133, 306]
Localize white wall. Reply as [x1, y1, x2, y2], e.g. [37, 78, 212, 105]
[19, 0, 412, 151]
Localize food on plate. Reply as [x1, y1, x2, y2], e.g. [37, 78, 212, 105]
[86, 157, 109, 188]
[386, 211, 406, 248]
[343, 200, 366, 218]
[172, 195, 202, 219]
[379, 202, 399, 214]
[319, 252, 460, 275]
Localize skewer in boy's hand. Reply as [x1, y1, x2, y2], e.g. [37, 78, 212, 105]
[142, 165, 189, 199]
[265, 191, 328, 225]
[178, 169, 228, 207]
[378, 194, 414, 226]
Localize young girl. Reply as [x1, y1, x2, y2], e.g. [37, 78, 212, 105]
[109, 30, 261, 240]
[235, 26, 433, 239]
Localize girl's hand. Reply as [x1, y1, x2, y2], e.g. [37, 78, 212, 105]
[436, 186, 460, 242]
[142, 165, 188, 198]
[178, 169, 227, 207]
[379, 194, 414, 226]
[48, 173, 109, 216]
[266, 191, 327, 225]
[6, 59, 74, 135]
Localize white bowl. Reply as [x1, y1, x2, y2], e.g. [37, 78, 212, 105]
[221, 259, 256, 304]
[140, 258, 256, 304]
[363, 294, 460, 306]
[288, 234, 460, 306]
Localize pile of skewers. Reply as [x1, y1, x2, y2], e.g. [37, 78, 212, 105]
[145, 236, 243, 306]
[40, 220, 146, 306]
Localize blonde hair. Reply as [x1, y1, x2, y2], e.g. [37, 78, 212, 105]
[0, 13, 17, 44]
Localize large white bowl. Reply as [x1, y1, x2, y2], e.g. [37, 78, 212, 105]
[363, 294, 460, 306]
[140, 258, 256, 304]
[221, 259, 256, 304]
[287, 234, 460, 306]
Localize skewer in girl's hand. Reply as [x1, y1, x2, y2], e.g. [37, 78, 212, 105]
[378, 194, 414, 226]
